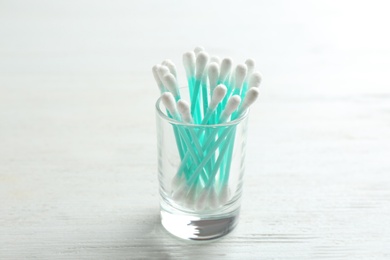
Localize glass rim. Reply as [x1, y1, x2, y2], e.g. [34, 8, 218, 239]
[155, 96, 249, 128]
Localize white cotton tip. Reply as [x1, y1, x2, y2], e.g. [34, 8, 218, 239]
[207, 62, 220, 92]
[208, 188, 219, 209]
[157, 65, 170, 80]
[162, 73, 180, 98]
[195, 51, 209, 79]
[182, 51, 196, 77]
[234, 64, 247, 90]
[248, 72, 262, 88]
[210, 55, 221, 64]
[238, 87, 260, 115]
[161, 92, 179, 118]
[162, 59, 177, 78]
[221, 95, 241, 121]
[195, 189, 209, 211]
[219, 186, 231, 205]
[177, 99, 192, 123]
[219, 58, 233, 82]
[194, 46, 205, 55]
[245, 59, 256, 76]
[152, 64, 164, 92]
[209, 84, 227, 110]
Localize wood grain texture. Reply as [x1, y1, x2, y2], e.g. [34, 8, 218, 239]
[1, 1, 390, 259]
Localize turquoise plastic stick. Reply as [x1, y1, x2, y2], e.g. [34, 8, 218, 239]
[178, 125, 234, 186]
[190, 78, 202, 123]
[205, 130, 234, 188]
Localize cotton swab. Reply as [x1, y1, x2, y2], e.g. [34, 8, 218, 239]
[195, 52, 209, 83]
[220, 95, 241, 122]
[219, 58, 233, 84]
[182, 51, 196, 96]
[177, 99, 193, 123]
[201, 84, 227, 124]
[162, 59, 178, 78]
[209, 84, 228, 113]
[191, 51, 209, 121]
[152, 65, 165, 93]
[236, 87, 260, 116]
[222, 87, 260, 195]
[157, 65, 170, 82]
[161, 92, 180, 120]
[248, 72, 262, 89]
[245, 59, 255, 78]
[183, 52, 196, 79]
[232, 64, 247, 96]
[201, 66, 209, 120]
[162, 73, 181, 101]
[207, 62, 220, 94]
[242, 71, 261, 97]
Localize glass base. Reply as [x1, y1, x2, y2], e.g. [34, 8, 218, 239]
[160, 207, 240, 241]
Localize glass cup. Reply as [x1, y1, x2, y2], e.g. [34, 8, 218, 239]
[155, 95, 249, 240]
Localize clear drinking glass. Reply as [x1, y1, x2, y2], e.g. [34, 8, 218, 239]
[155, 95, 249, 240]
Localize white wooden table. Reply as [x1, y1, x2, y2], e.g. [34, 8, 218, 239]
[1, 1, 390, 259]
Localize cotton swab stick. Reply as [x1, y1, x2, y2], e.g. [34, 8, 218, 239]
[161, 92, 181, 120]
[217, 58, 233, 116]
[152, 65, 165, 93]
[157, 65, 170, 82]
[201, 66, 209, 120]
[242, 59, 255, 95]
[162, 73, 181, 101]
[222, 87, 260, 194]
[208, 62, 220, 94]
[160, 92, 186, 163]
[201, 84, 227, 125]
[219, 95, 241, 123]
[182, 51, 196, 95]
[232, 64, 247, 96]
[244, 59, 255, 78]
[219, 58, 233, 84]
[195, 51, 209, 89]
[183, 52, 196, 78]
[162, 59, 178, 78]
[248, 72, 262, 89]
[242, 70, 261, 97]
[191, 51, 209, 122]
[236, 87, 260, 116]
[177, 99, 193, 123]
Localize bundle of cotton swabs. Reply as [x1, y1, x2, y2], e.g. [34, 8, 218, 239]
[153, 46, 262, 211]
